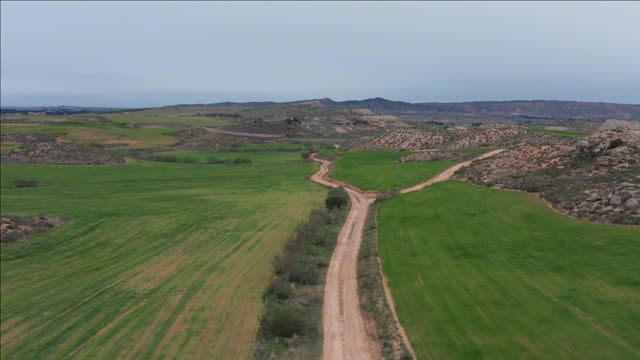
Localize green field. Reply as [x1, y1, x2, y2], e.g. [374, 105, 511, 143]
[530, 127, 586, 138]
[1, 122, 179, 149]
[0, 152, 324, 359]
[322, 150, 453, 191]
[151, 149, 303, 164]
[377, 181, 640, 359]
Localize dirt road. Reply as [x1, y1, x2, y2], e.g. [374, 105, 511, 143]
[311, 156, 379, 360]
[399, 149, 506, 194]
[310, 149, 504, 360]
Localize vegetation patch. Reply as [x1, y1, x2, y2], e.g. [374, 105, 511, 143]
[1, 158, 323, 359]
[321, 150, 453, 191]
[358, 200, 412, 360]
[1, 215, 64, 243]
[253, 188, 350, 359]
[377, 180, 640, 359]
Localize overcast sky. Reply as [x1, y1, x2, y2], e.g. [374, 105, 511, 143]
[1, 1, 639, 107]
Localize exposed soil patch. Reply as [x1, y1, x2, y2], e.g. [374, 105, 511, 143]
[1, 215, 64, 243]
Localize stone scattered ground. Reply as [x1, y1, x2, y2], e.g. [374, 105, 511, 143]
[461, 125, 640, 225]
[346, 124, 565, 151]
[176, 127, 250, 150]
[1, 215, 64, 243]
[5, 142, 124, 165]
[397, 149, 486, 163]
[1, 133, 125, 164]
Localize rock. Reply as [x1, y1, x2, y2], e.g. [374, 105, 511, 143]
[587, 192, 601, 202]
[625, 198, 639, 210]
[609, 195, 622, 206]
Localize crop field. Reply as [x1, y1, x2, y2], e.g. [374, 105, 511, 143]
[152, 149, 304, 164]
[0, 152, 324, 359]
[322, 150, 453, 191]
[1, 122, 179, 149]
[377, 181, 640, 359]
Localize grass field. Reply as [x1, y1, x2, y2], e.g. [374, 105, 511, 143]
[377, 181, 640, 359]
[151, 149, 302, 164]
[1, 122, 179, 149]
[0, 152, 324, 359]
[322, 150, 453, 191]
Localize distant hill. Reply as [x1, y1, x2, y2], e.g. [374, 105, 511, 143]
[3, 98, 639, 121]
[198, 98, 640, 121]
[319, 98, 640, 121]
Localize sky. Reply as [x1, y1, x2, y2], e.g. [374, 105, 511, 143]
[1, 1, 639, 107]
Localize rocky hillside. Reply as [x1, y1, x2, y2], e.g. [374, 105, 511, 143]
[346, 125, 564, 151]
[1, 133, 124, 165]
[461, 126, 640, 225]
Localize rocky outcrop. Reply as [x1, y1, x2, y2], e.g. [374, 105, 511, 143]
[6, 142, 125, 165]
[461, 127, 640, 225]
[1, 215, 64, 243]
[346, 125, 563, 151]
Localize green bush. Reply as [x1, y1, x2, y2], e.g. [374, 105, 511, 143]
[325, 187, 348, 210]
[301, 150, 312, 160]
[179, 157, 196, 163]
[267, 277, 292, 300]
[288, 259, 319, 285]
[232, 158, 252, 164]
[261, 304, 308, 338]
[206, 157, 225, 164]
[153, 155, 177, 162]
[14, 179, 37, 188]
[608, 138, 624, 149]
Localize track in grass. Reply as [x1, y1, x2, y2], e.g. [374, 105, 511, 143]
[378, 180, 640, 359]
[0, 152, 324, 359]
[322, 150, 453, 191]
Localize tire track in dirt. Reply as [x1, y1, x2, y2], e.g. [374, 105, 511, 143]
[310, 149, 505, 360]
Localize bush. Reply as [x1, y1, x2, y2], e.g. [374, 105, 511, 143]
[14, 179, 37, 188]
[232, 158, 252, 164]
[301, 150, 312, 160]
[267, 277, 292, 300]
[288, 259, 319, 285]
[325, 187, 348, 210]
[206, 156, 225, 164]
[178, 157, 196, 163]
[153, 155, 177, 162]
[608, 138, 624, 150]
[261, 304, 308, 338]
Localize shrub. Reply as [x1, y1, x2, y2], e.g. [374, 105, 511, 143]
[261, 304, 308, 338]
[267, 277, 292, 300]
[232, 158, 252, 164]
[325, 187, 348, 210]
[206, 156, 225, 164]
[153, 155, 177, 162]
[14, 179, 37, 188]
[288, 259, 319, 285]
[608, 138, 624, 150]
[179, 157, 196, 163]
[301, 150, 312, 160]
